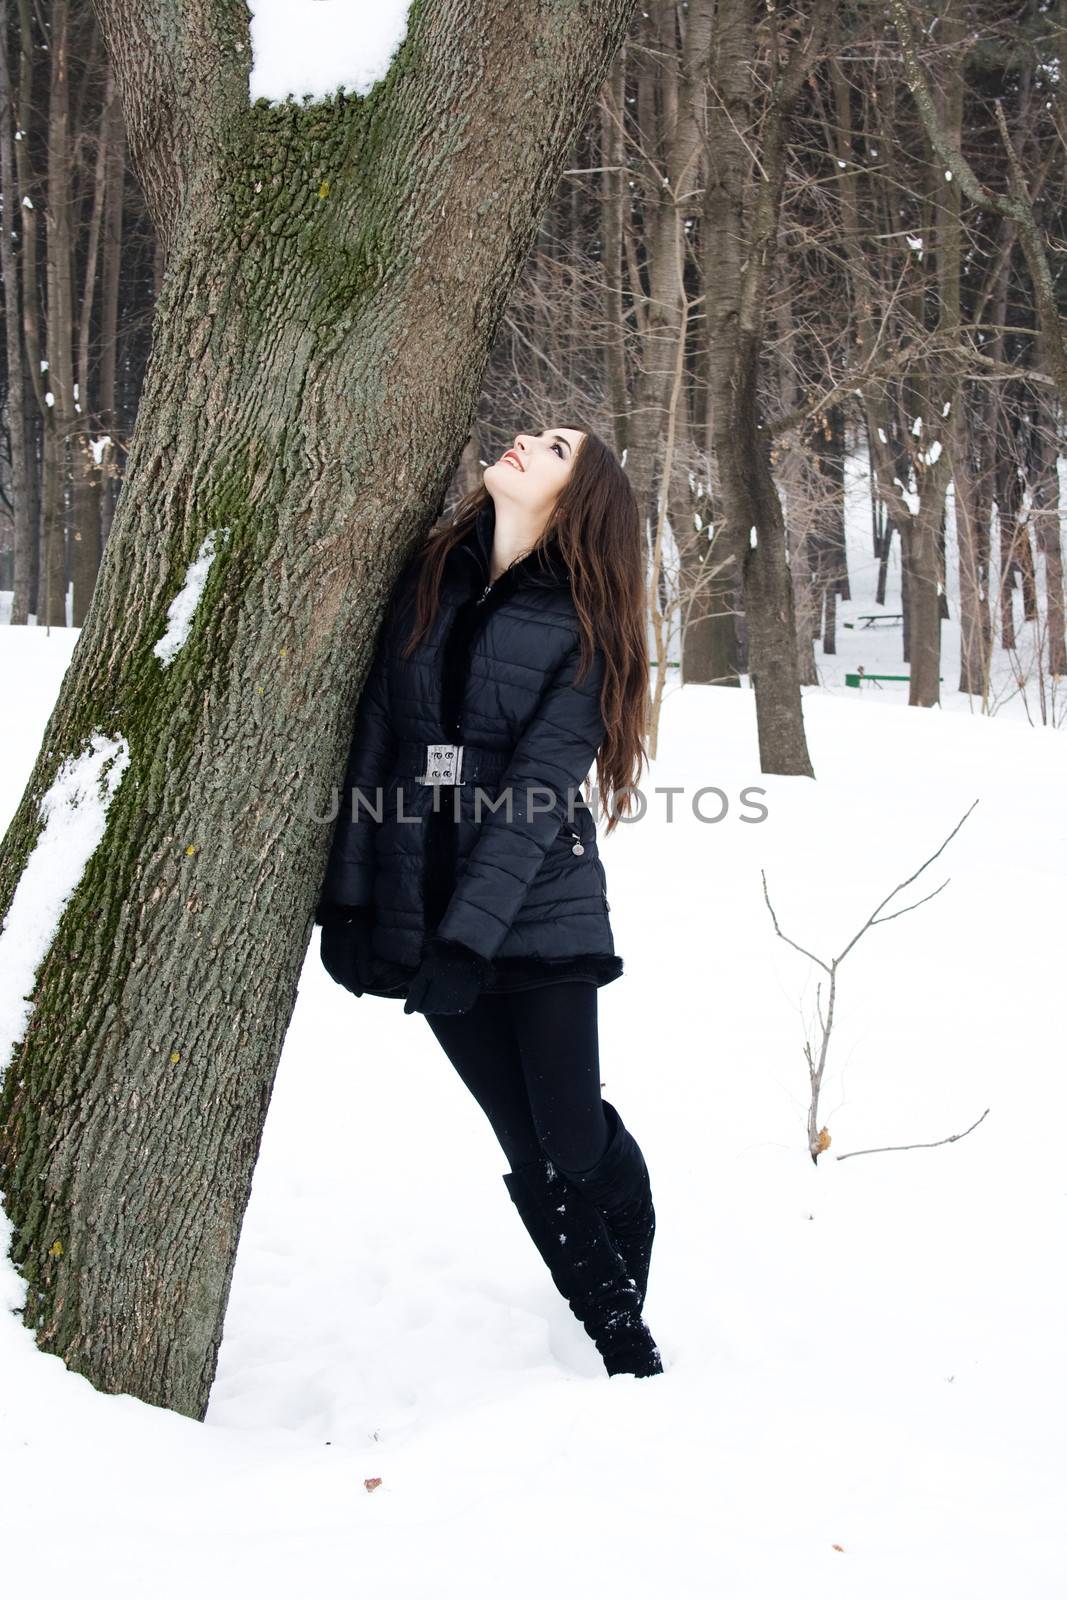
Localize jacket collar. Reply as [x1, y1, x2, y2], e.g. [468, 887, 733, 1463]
[455, 499, 571, 593]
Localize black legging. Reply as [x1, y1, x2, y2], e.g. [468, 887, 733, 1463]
[423, 981, 610, 1174]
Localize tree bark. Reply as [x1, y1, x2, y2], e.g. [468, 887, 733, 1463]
[951, 390, 991, 698]
[773, 290, 825, 682]
[13, 0, 49, 620]
[70, 54, 116, 623]
[0, 0, 33, 623]
[97, 69, 124, 551]
[0, 0, 638, 1421]
[598, 50, 629, 457]
[42, 0, 75, 627]
[703, 0, 826, 774]
[1030, 384, 1066, 681]
[626, 0, 709, 497]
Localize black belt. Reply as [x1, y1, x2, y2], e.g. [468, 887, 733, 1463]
[395, 739, 513, 786]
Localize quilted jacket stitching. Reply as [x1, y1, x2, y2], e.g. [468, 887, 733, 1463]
[319, 502, 621, 990]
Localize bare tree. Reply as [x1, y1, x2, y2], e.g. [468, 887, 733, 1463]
[41, 0, 74, 628]
[0, 0, 33, 622]
[703, 0, 829, 774]
[891, 0, 1067, 414]
[763, 799, 979, 1162]
[2, 2, 173, 625]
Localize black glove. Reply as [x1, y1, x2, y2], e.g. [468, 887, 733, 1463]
[319, 904, 375, 997]
[315, 897, 355, 928]
[403, 936, 492, 1016]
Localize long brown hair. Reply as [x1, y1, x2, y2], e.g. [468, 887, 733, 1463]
[401, 428, 648, 834]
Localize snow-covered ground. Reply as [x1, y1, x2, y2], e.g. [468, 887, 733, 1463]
[1, 469, 1065, 1595]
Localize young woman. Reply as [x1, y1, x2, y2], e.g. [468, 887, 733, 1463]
[316, 426, 663, 1379]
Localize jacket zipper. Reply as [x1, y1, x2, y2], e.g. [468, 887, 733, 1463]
[460, 544, 488, 594]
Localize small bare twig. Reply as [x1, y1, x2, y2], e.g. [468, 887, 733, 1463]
[762, 800, 979, 1162]
[835, 1107, 990, 1161]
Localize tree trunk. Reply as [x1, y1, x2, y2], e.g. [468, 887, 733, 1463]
[0, 0, 638, 1422]
[960, 230, 1009, 698]
[0, 0, 33, 624]
[624, 2, 711, 636]
[97, 70, 124, 551]
[905, 480, 944, 706]
[43, 0, 75, 627]
[703, 0, 825, 775]
[952, 390, 991, 697]
[1030, 386, 1066, 679]
[772, 296, 821, 682]
[902, 0, 967, 707]
[70, 54, 116, 623]
[995, 410, 1025, 652]
[598, 50, 628, 458]
[15, 0, 48, 620]
[813, 409, 849, 664]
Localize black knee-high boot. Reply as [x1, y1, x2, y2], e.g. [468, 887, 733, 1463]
[554, 1100, 657, 1312]
[502, 1154, 663, 1378]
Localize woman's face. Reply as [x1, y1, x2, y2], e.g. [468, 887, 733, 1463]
[485, 427, 585, 522]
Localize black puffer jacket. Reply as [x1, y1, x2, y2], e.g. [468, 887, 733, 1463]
[318, 500, 623, 1000]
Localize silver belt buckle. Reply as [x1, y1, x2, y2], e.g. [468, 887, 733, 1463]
[418, 741, 465, 785]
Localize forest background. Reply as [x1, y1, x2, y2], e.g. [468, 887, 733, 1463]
[4, 0, 1064, 743]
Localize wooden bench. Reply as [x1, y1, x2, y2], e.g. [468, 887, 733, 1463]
[842, 613, 904, 630]
[845, 670, 942, 688]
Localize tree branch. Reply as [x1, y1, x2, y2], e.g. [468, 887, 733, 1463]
[836, 1107, 990, 1161]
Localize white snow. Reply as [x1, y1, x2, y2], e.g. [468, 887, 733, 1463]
[246, 0, 413, 105]
[921, 440, 943, 467]
[906, 233, 923, 252]
[153, 528, 229, 667]
[892, 474, 921, 516]
[0, 730, 129, 1084]
[0, 451, 1065, 1594]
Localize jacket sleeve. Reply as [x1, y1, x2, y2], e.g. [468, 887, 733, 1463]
[318, 599, 404, 916]
[434, 638, 607, 962]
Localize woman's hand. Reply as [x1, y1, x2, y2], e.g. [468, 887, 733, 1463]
[403, 936, 492, 1016]
[318, 904, 375, 996]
